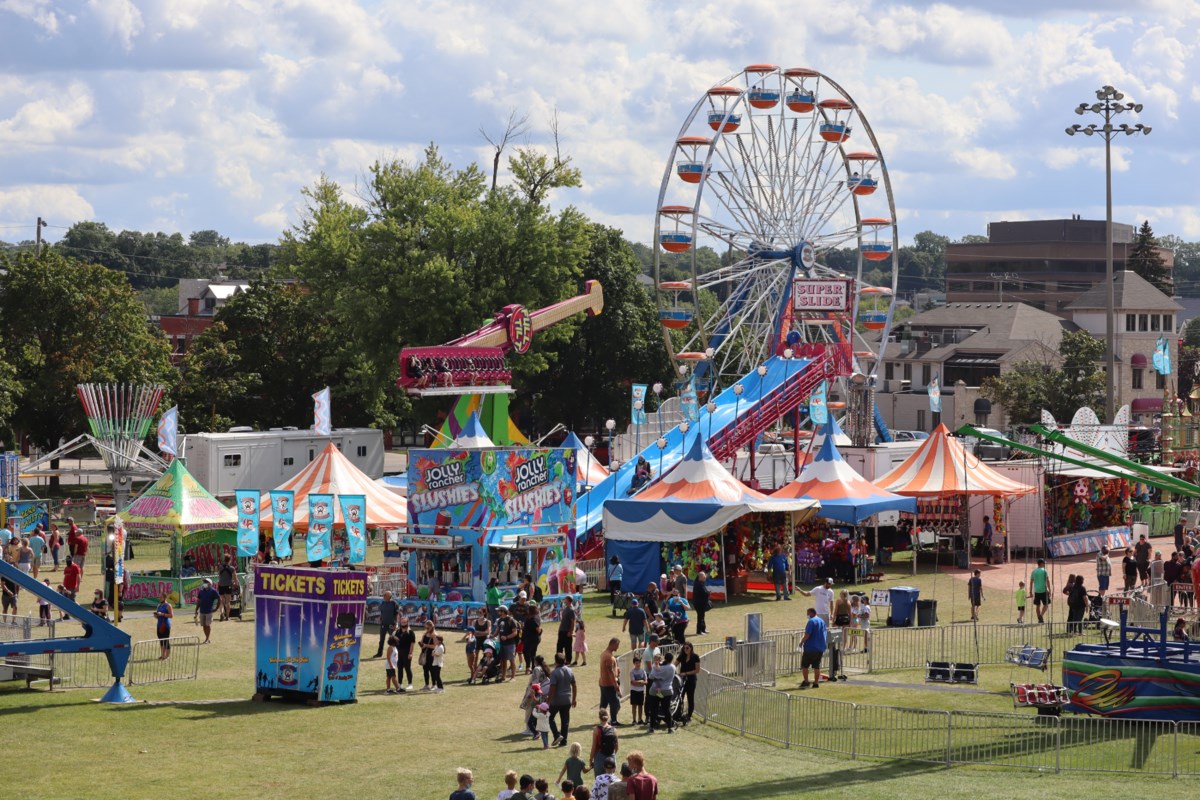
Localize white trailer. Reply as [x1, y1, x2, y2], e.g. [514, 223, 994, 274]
[182, 428, 385, 497]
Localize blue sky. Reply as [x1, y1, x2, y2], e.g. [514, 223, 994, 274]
[0, 0, 1196, 248]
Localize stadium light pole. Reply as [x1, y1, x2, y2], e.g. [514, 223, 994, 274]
[1066, 85, 1150, 421]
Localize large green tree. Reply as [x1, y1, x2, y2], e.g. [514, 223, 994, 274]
[980, 330, 1106, 424]
[0, 249, 175, 448]
[1128, 220, 1172, 295]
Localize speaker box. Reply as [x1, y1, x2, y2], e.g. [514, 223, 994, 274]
[926, 661, 951, 682]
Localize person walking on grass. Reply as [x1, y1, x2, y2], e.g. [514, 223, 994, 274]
[621, 598, 647, 651]
[968, 570, 984, 622]
[374, 590, 402, 658]
[692, 571, 711, 635]
[599, 637, 622, 726]
[624, 752, 657, 800]
[1031, 558, 1050, 623]
[385, 635, 401, 694]
[194, 577, 219, 644]
[217, 554, 237, 621]
[47, 524, 61, 572]
[589, 709, 619, 777]
[1135, 534, 1152, 587]
[799, 577, 835, 625]
[769, 544, 791, 600]
[557, 596, 577, 659]
[798, 607, 826, 689]
[557, 742, 589, 788]
[1015, 581, 1027, 624]
[1067, 575, 1088, 634]
[28, 526, 45, 579]
[154, 593, 173, 660]
[571, 615, 588, 667]
[547, 652, 577, 747]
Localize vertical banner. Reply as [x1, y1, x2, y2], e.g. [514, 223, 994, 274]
[307, 493, 334, 563]
[157, 405, 178, 457]
[810, 380, 828, 425]
[269, 490, 295, 559]
[631, 384, 648, 425]
[235, 490, 260, 558]
[1154, 336, 1172, 375]
[679, 375, 699, 423]
[111, 515, 127, 582]
[339, 495, 368, 564]
[312, 387, 332, 435]
[928, 373, 941, 413]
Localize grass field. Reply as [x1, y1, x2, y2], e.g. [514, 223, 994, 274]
[5, 549, 1199, 799]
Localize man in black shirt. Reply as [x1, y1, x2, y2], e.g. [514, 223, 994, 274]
[495, 605, 520, 682]
[395, 618, 416, 692]
[521, 605, 542, 673]
[373, 590, 401, 658]
[557, 596, 577, 658]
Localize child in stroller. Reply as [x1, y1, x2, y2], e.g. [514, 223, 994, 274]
[1086, 590, 1105, 624]
[472, 638, 503, 685]
[650, 611, 679, 646]
[645, 652, 684, 733]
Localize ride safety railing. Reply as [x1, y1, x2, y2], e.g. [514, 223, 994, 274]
[693, 666, 1200, 776]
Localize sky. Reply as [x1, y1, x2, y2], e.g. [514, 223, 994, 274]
[0, 0, 1198, 250]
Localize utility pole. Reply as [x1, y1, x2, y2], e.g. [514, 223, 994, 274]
[35, 217, 47, 255]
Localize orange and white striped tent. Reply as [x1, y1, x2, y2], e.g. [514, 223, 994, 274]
[875, 424, 1036, 497]
[259, 443, 408, 531]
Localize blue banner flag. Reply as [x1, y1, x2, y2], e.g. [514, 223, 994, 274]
[632, 384, 648, 425]
[268, 490, 295, 559]
[235, 490, 260, 558]
[928, 373, 941, 413]
[680, 375, 699, 423]
[1153, 336, 1172, 375]
[307, 493, 334, 562]
[810, 380, 828, 425]
[339, 494, 368, 564]
[157, 405, 178, 457]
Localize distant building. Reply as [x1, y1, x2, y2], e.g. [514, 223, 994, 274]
[158, 279, 250, 364]
[945, 217, 1174, 317]
[875, 301, 1076, 433]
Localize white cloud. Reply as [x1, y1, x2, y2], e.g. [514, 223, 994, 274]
[0, 82, 93, 144]
[0, 184, 94, 222]
[952, 147, 1017, 179]
[87, 0, 143, 50]
[0, 0, 62, 34]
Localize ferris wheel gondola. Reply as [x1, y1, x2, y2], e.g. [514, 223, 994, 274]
[652, 65, 900, 399]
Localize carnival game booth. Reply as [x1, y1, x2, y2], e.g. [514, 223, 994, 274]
[875, 424, 1036, 569]
[603, 435, 820, 602]
[118, 459, 239, 608]
[399, 443, 582, 629]
[773, 419, 917, 583]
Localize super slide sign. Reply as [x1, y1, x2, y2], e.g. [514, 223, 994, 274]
[793, 279, 852, 312]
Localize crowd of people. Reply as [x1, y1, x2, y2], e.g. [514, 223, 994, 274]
[0, 518, 89, 621]
[449, 749, 659, 800]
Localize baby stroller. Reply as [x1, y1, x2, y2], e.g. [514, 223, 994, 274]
[1086, 591, 1105, 625]
[473, 638, 503, 685]
[647, 674, 686, 731]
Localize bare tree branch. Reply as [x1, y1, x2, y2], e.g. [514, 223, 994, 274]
[479, 108, 530, 191]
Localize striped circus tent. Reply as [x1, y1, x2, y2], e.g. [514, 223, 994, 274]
[562, 431, 609, 489]
[773, 418, 917, 523]
[875, 423, 1036, 497]
[259, 443, 408, 532]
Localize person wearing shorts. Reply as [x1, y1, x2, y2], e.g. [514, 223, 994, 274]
[154, 594, 173, 659]
[194, 578, 219, 644]
[799, 607, 827, 689]
[628, 656, 647, 725]
[217, 555, 237, 621]
[1030, 559, 1050, 623]
[495, 605, 519, 682]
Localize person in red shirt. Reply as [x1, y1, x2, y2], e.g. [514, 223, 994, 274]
[66, 519, 80, 556]
[624, 751, 657, 800]
[73, 532, 89, 571]
[63, 560, 81, 600]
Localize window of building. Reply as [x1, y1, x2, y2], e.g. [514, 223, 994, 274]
[1132, 369, 1143, 390]
[283, 457, 294, 467]
[356, 445, 367, 457]
[1151, 314, 1160, 331]
[223, 454, 242, 467]
[1139, 314, 1148, 331]
[903, 363, 912, 381]
[1157, 372, 1166, 390]
[1126, 314, 1137, 332]
[204, 297, 216, 310]
[885, 362, 894, 381]
[1164, 314, 1173, 331]
[308, 448, 315, 462]
[916, 410, 926, 431]
[921, 364, 931, 385]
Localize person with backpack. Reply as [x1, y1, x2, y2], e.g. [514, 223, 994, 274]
[588, 709, 619, 776]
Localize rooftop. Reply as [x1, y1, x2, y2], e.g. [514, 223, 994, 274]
[1067, 270, 1181, 312]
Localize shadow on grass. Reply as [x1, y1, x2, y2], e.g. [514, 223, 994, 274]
[675, 759, 938, 799]
[113, 697, 331, 719]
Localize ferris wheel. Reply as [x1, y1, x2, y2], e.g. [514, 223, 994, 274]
[653, 65, 899, 395]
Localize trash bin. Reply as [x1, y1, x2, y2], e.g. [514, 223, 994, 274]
[877, 548, 893, 566]
[917, 599, 938, 627]
[955, 549, 970, 570]
[888, 586, 920, 627]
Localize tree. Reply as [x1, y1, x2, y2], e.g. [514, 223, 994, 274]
[1128, 220, 1172, 295]
[1158, 234, 1200, 296]
[980, 330, 1105, 424]
[0, 249, 175, 449]
[526, 225, 672, 430]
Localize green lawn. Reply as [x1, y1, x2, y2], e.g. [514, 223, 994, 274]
[5, 552, 1199, 799]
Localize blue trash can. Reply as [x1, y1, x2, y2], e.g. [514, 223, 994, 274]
[888, 586, 920, 627]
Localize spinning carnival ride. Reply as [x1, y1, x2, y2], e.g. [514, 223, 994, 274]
[653, 65, 899, 412]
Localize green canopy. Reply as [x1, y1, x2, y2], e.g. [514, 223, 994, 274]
[119, 459, 236, 532]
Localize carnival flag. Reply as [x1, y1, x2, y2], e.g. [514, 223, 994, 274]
[307, 493, 334, 562]
[157, 405, 178, 457]
[679, 375, 699, 424]
[810, 380, 828, 425]
[928, 373, 942, 413]
[111, 515, 127, 583]
[1153, 336, 1172, 375]
[269, 490, 295, 559]
[631, 384, 648, 425]
[312, 387, 332, 436]
[235, 490, 260, 558]
[339, 494, 368, 564]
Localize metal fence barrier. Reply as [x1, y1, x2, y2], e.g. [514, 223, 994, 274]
[53, 652, 117, 689]
[127, 635, 201, 685]
[576, 558, 605, 590]
[693, 664, 1200, 776]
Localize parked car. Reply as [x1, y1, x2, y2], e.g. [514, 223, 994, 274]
[879, 430, 930, 443]
[959, 427, 1011, 460]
